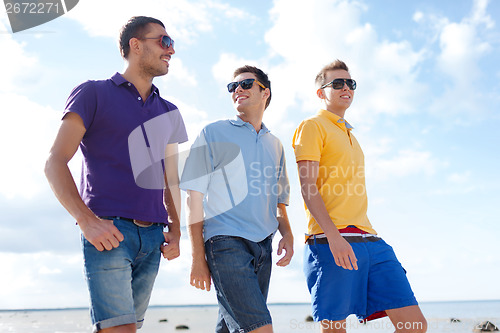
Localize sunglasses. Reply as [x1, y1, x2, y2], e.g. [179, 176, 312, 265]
[227, 78, 266, 93]
[140, 35, 174, 49]
[321, 78, 357, 90]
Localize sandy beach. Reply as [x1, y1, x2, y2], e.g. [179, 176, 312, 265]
[1, 301, 499, 333]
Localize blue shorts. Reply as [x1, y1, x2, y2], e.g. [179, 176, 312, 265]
[82, 217, 165, 332]
[304, 235, 418, 322]
[205, 235, 273, 333]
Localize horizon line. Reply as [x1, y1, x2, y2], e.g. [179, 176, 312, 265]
[1, 299, 500, 312]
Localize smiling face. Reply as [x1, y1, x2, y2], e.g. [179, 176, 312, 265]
[317, 69, 354, 118]
[231, 72, 269, 117]
[137, 23, 175, 78]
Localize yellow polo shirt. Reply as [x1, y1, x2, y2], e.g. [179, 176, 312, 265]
[292, 109, 376, 235]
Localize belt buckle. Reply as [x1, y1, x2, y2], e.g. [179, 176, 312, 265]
[133, 219, 153, 227]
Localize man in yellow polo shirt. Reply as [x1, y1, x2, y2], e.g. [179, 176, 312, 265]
[292, 60, 427, 333]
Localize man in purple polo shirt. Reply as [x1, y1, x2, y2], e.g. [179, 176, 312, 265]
[45, 16, 187, 333]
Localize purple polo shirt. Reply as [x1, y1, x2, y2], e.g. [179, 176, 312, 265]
[64, 73, 188, 223]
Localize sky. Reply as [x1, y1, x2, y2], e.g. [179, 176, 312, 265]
[0, 0, 499, 310]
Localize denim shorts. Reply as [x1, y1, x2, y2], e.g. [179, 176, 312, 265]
[304, 236, 418, 322]
[205, 235, 274, 333]
[81, 217, 165, 332]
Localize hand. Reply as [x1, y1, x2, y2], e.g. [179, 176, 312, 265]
[328, 235, 358, 270]
[161, 229, 181, 260]
[276, 233, 294, 267]
[190, 259, 212, 291]
[79, 217, 124, 251]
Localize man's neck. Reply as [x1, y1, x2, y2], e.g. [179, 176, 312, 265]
[325, 107, 347, 119]
[237, 110, 263, 133]
[122, 67, 154, 101]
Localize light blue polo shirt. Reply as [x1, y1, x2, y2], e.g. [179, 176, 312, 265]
[180, 117, 290, 242]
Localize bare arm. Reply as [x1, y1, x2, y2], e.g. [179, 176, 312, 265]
[275, 203, 294, 266]
[186, 190, 211, 291]
[44, 112, 124, 251]
[297, 160, 357, 270]
[161, 143, 181, 260]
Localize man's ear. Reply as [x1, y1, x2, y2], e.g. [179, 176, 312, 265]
[129, 38, 141, 56]
[317, 88, 325, 99]
[264, 88, 271, 100]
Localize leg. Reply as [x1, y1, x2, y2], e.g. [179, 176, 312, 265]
[130, 225, 165, 327]
[364, 239, 422, 329]
[206, 236, 273, 333]
[386, 305, 427, 333]
[251, 324, 273, 332]
[320, 319, 347, 333]
[250, 236, 274, 333]
[99, 323, 136, 333]
[83, 219, 164, 332]
[215, 310, 230, 333]
[303, 242, 369, 330]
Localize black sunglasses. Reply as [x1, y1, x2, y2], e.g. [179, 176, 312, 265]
[227, 78, 266, 93]
[140, 35, 174, 49]
[321, 78, 356, 90]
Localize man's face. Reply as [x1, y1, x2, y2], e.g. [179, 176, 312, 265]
[138, 23, 175, 77]
[231, 72, 268, 113]
[320, 69, 354, 112]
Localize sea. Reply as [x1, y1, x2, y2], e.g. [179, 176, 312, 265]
[0, 300, 499, 333]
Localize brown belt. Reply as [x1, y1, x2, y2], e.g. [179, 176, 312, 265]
[106, 216, 163, 228]
[133, 219, 154, 227]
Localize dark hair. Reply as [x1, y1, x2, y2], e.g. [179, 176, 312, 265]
[119, 16, 165, 59]
[233, 65, 272, 109]
[315, 59, 350, 87]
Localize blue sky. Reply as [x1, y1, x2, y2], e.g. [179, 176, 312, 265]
[0, 0, 499, 310]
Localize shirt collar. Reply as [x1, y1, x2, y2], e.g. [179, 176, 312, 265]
[317, 109, 354, 131]
[111, 72, 160, 96]
[229, 116, 270, 134]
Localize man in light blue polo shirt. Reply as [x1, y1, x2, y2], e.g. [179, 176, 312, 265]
[180, 65, 294, 333]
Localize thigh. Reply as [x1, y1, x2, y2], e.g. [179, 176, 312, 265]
[206, 236, 272, 332]
[82, 219, 164, 330]
[131, 224, 165, 327]
[320, 319, 348, 333]
[82, 225, 137, 330]
[255, 235, 273, 300]
[365, 239, 418, 318]
[304, 242, 370, 322]
[386, 305, 427, 332]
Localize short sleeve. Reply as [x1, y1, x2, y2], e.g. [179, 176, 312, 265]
[179, 130, 212, 194]
[166, 107, 188, 144]
[63, 81, 97, 130]
[277, 144, 290, 205]
[292, 119, 323, 162]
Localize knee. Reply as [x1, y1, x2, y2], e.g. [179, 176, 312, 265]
[99, 323, 137, 333]
[407, 318, 427, 333]
[417, 317, 428, 333]
[395, 318, 427, 333]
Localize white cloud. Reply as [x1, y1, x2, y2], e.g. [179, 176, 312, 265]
[0, 20, 64, 200]
[264, 0, 426, 130]
[212, 53, 256, 83]
[413, 11, 424, 23]
[205, 1, 256, 21]
[163, 58, 198, 87]
[0, 21, 38, 93]
[447, 170, 472, 184]
[0, 252, 87, 309]
[369, 149, 439, 180]
[438, 22, 490, 82]
[0, 95, 60, 200]
[65, 0, 254, 44]
[415, 0, 495, 117]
